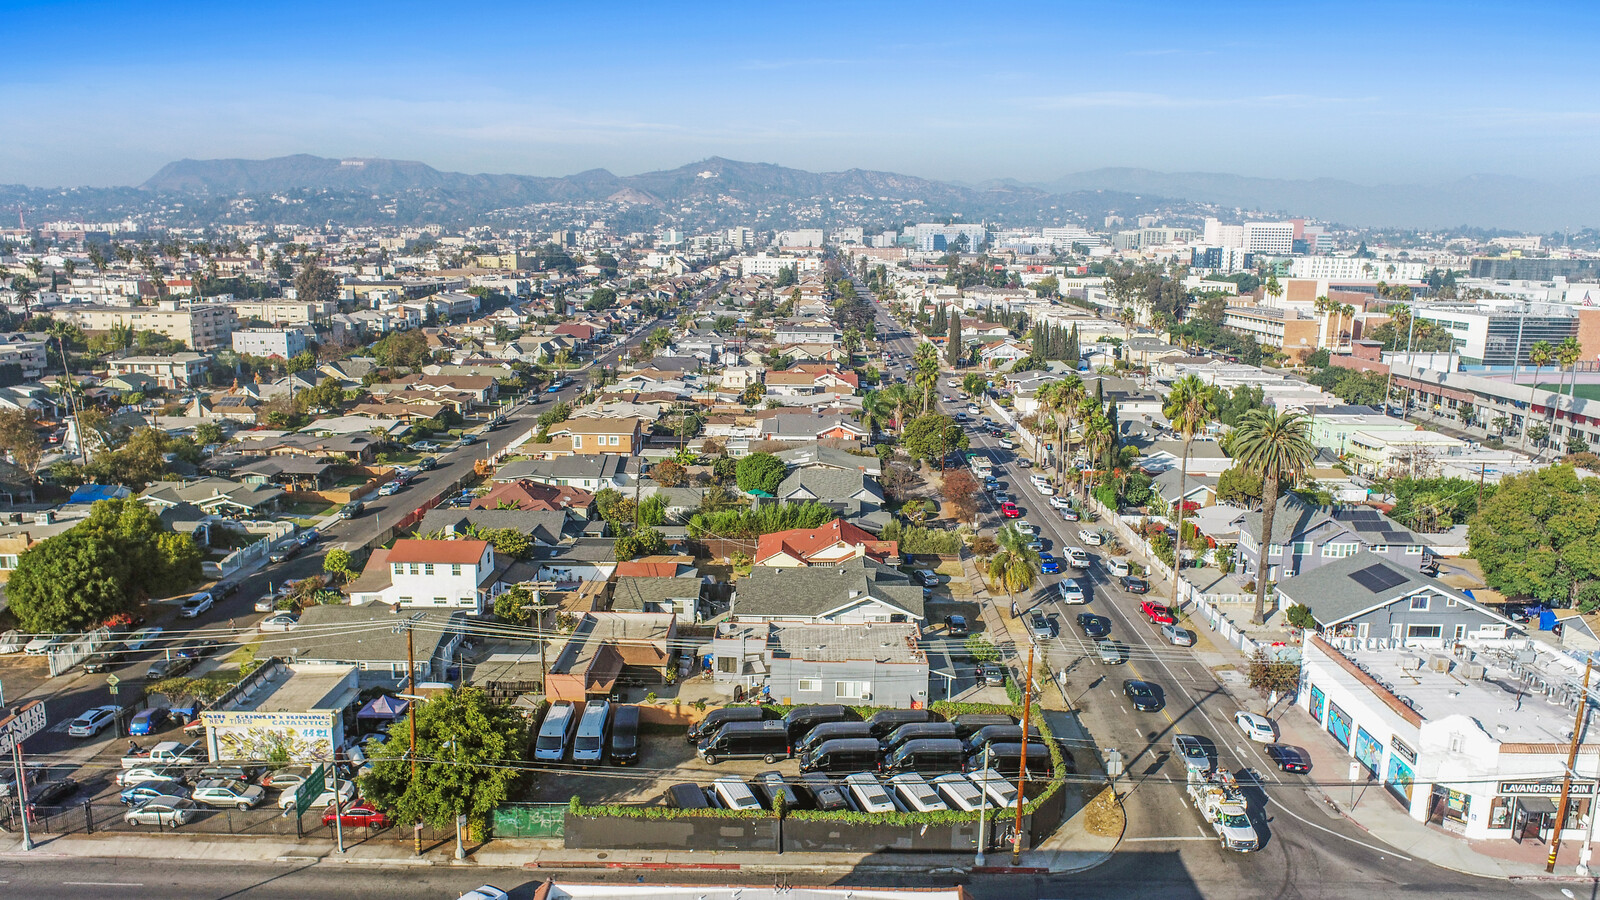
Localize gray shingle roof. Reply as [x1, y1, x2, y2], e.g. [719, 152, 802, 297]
[734, 559, 924, 621]
[776, 467, 880, 503]
[292, 603, 462, 666]
[611, 576, 702, 611]
[1276, 552, 1460, 625]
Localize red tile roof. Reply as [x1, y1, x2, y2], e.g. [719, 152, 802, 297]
[471, 479, 594, 512]
[753, 519, 897, 566]
[387, 539, 490, 564]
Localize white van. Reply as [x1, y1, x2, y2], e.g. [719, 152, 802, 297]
[1107, 557, 1132, 578]
[712, 777, 763, 812]
[845, 773, 897, 813]
[889, 772, 948, 812]
[571, 701, 611, 766]
[534, 701, 578, 763]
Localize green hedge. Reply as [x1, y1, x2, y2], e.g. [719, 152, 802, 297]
[564, 700, 1069, 824]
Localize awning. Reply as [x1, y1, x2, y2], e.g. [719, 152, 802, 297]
[357, 695, 410, 719]
[1518, 796, 1558, 815]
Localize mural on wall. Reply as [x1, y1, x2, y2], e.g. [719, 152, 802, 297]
[203, 711, 338, 763]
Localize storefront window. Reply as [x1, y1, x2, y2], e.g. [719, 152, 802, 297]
[1327, 700, 1352, 749]
[1309, 685, 1326, 724]
[1386, 756, 1414, 803]
[1489, 797, 1511, 830]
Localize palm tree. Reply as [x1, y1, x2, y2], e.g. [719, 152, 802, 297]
[1046, 374, 1085, 489]
[987, 525, 1041, 614]
[880, 382, 915, 434]
[859, 389, 894, 436]
[1556, 336, 1583, 453]
[1231, 408, 1316, 625]
[1523, 340, 1554, 455]
[1313, 295, 1331, 347]
[1163, 375, 1219, 609]
[913, 342, 940, 413]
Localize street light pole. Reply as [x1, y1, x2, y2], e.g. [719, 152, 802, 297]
[975, 742, 991, 868]
[1011, 642, 1035, 865]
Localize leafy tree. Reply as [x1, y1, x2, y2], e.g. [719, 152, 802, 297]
[194, 421, 224, 446]
[652, 460, 687, 487]
[901, 413, 967, 464]
[689, 502, 836, 539]
[372, 330, 430, 370]
[323, 548, 353, 579]
[0, 408, 44, 481]
[293, 260, 339, 305]
[286, 350, 317, 374]
[986, 525, 1040, 609]
[584, 288, 617, 311]
[637, 494, 667, 527]
[1217, 465, 1265, 507]
[614, 527, 665, 560]
[735, 452, 787, 495]
[711, 456, 738, 484]
[964, 635, 999, 663]
[1246, 647, 1302, 696]
[477, 527, 532, 560]
[1469, 465, 1600, 609]
[6, 498, 201, 632]
[360, 687, 530, 839]
[945, 315, 962, 367]
[943, 468, 981, 524]
[493, 584, 536, 626]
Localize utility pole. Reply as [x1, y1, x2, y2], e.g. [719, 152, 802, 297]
[393, 613, 424, 856]
[1549, 659, 1594, 873]
[1011, 642, 1035, 865]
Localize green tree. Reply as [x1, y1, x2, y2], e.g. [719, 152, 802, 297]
[1216, 465, 1265, 507]
[901, 413, 967, 464]
[652, 460, 687, 487]
[372, 330, 430, 370]
[0, 408, 44, 482]
[986, 524, 1040, 611]
[1470, 465, 1600, 609]
[735, 452, 787, 495]
[961, 372, 987, 400]
[945, 315, 962, 367]
[194, 421, 224, 446]
[493, 584, 536, 626]
[323, 548, 353, 579]
[584, 287, 617, 311]
[360, 688, 531, 839]
[913, 342, 940, 412]
[1231, 409, 1316, 624]
[293, 260, 339, 305]
[1163, 375, 1219, 607]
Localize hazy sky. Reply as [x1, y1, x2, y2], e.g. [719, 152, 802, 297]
[4, 0, 1598, 188]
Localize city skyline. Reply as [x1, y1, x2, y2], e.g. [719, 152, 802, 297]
[4, 0, 1599, 191]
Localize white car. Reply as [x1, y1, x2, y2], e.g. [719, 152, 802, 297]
[1065, 548, 1091, 569]
[412, 440, 441, 452]
[192, 779, 267, 809]
[179, 592, 213, 618]
[999, 438, 1016, 450]
[1106, 557, 1132, 578]
[931, 773, 988, 811]
[1012, 521, 1039, 537]
[1078, 529, 1103, 546]
[68, 705, 120, 738]
[276, 778, 355, 810]
[1234, 711, 1277, 743]
[125, 797, 196, 827]
[889, 772, 948, 812]
[946, 379, 961, 389]
[1049, 495, 1072, 510]
[1034, 483, 1056, 497]
[459, 888, 511, 900]
[1058, 579, 1086, 604]
[257, 613, 300, 632]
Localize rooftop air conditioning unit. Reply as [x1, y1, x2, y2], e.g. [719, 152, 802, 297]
[1398, 655, 1424, 671]
[1461, 663, 1487, 680]
[1429, 654, 1452, 673]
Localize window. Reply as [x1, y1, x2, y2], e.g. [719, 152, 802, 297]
[409, 563, 420, 575]
[797, 678, 821, 692]
[433, 597, 448, 605]
[717, 657, 737, 674]
[424, 563, 434, 575]
[1268, 543, 1284, 557]
[1391, 624, 1403, 640]
[1446, 595, 1458, 607]
[573, 436, 583, 449]
[393, 563, 404, 576]
[1454, 624, 1467, 640]
[0, 554, 17, 570]
[451, 564, 462, 576]
[1371, 545, 1388, 554]
[835, 680, 867, 699]
[1409, 594, 1429, 611]
[1291, 542, 1311, 555]
[1407, 624, 1442, 639]
[1405, 546, 1423, 555]
[1322, 542, 1359, 559]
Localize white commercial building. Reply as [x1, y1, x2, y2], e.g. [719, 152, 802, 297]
[738, 254, 821, 277]
[231, 328, 308, 359]
[912, 223, 988, 253]
[1290, 257, 1431, 282]
[1243, 222, 1295, 255]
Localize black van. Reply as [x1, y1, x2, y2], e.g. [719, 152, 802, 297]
[880, 738, 966, 775]
[799, 771, 849, 811]
[962, 724, 1042, 755]
[866, 708, 939, 739]
[686, 706, 764, 744]
[697, 720, 789, 765]
[795, 721, 875, 757]
[971, 741, 1053, 777]
[798, 737, 882, 774]
[609, 704, 641, 765]
[882, 722, 959, 752]
[950, 713, 1017, 740]
[782, 705, 854, 748]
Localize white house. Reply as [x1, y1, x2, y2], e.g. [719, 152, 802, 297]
[348, 539, 505, 613]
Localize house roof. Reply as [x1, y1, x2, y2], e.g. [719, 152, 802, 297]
[614, 558, 694, 578]
[387, 539, 490, 565]
[775, 444, 882, 477]
[1277, 552, 1488, 626]
[472, 479, 594, 512]
[564, 417, 643, 434]
[292, 602, 463, 665]
[611, 575, 703, 611]
[415, 508, 569, 546]
[777, 467, 881, 502]
[754, 518, 897, 566]
[733, 558, 924, 620]
[1242, 497, 1421, 546]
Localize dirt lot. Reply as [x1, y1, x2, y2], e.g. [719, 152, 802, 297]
[517, 725, 796, 806]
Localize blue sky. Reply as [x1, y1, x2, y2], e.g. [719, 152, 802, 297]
[3, 0, 1598, 187]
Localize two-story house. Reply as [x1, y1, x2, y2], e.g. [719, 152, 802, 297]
[558, 418, 645, 456]
[1278, 552, 1519, 648]
[754, 519, 898, 567]
[348, 539, 507, 613]
[1236, 497, 1429, 584]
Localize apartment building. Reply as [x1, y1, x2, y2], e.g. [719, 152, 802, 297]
[1221, 305, 1321, 361]
[59, 300, 239, 350]
[225, 299, 336, 325]
[1289, 257, 1430, 282]
[231, 328, 308, 359]
[106, 353, 210, 389]
[1410, 304, 1579, 367]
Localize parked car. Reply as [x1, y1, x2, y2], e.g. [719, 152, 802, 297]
[147, 655, 196, 680]
[258, 613, 300, 632]
[278, 779, 355, 810]
[1077, 528, 1103, 546]
[268, 542, 302, 563]
[1121, 575, 1150, 594]
[323, 801, 390, 828]
[1161, 624, 1195, 646]
[119, 782, 191, 806]
[943, 615, 968, 637]
[378, 480, 402, 496]
[178, 592, 214, 618]
[339, 501, 364, 520]
[1049, 495, 1072, 510]
[799, 772, 849, 811]
[177, 639, 221, 658]
[1123, 679, 1163, 712]
[27, 777, 81, 811]
[1060, 507, 1081, 522]
[978, 663, 1007, 686]
[843, 773, 897, 813]
[192, 778, 267, 809]
[751, 770, 800, 810]
[1265, 744, 1312, 774]
[1140, 600, 1176, 625]
[297, 529, 320, 547]
[1076, 614, 1111, 639]
[23, 634, 65, 655]
[80, 646, 127, 673]
[1000, 502, 1020, 518]
[1027, 612, 1054, 639]
[1058, 579, 1085, 604]
[128, 707, 171, 736]
[1106, 557, 1132, 578]
[123, 627, 163, 651]
[459, 887, 510, 900]
[261, 765, 320, 792]
[1234, 712, 1277, 743]
[914, 569, 941, 586]
[68, 705, 120, 738]
[411, 440, 441, 452]
[1095, 640, 1127, 665]
[124, 798, 197, 827]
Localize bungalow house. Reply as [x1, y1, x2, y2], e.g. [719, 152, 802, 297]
[611, 575, 703, 620]
[1237, 497, 1430, 584]
[979, 338, 1031, 370]
[731, 558, 926, 626]
[398, 374, 498, 407]
[532, 536, 624, 583]
[775, 467, 883, 506]
[492, 455, 640, 491]
[754, 518, 898, 567]
[415, 508, 572, 548]
[139, 477, 286, 518]
[776, 444, 883, 478]
[235, 456, 334, 491]
[1278, 552, 1520, 649]
[290, 603, 465, 685]
[1151, 469, 1218, 513]
[757, 414, 869, 446]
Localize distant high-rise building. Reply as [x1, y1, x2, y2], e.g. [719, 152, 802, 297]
[912, 223, 987, 253]
[1243, 222, 1295, 255]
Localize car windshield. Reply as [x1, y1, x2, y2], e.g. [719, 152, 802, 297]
[574, 737, 600, 751]
[1220, 812, 1251, 828]
[536, 735, 564, 751]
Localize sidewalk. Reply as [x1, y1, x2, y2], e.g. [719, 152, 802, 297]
[0, 828, 1113, 876]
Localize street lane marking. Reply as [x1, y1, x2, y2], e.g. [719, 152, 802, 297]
[63, 883, 145, 887]
[1124, 836, 1218, 842]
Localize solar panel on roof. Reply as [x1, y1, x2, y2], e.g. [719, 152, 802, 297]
[1380, 531, 1411, 543]
[1348, 564, 1409, 593]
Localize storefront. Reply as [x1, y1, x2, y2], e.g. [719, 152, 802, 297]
[1326, 700, 1353, 749]
[1384, 736, 1416, 804]
[1487, 781, 1594, 844]
[1429, 785, 1472, 833]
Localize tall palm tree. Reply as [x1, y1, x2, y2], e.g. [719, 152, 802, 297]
[988, 524, 1041, 614]
[859, 389, 894, 437]
[1524, 340, 1554, 455]
[913, 342, 940, 413]
[880, 382, 915, 434]
[1557, 336, 1583, 452]
[1163, 375, 1219, 609]
[1049, 374, 1085, 488]
[1232, 408, 1316, 625]
[1313, 295, 1331, 348]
